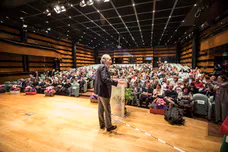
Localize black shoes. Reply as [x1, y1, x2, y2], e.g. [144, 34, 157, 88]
[107, 125, 117, 132]
[100, 125, 105, 129]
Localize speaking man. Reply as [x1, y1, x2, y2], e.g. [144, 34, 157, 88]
[94, 54, 123, 131]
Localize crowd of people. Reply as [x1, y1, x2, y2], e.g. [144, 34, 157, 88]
[109, 63, 228, 122]
[17, 68, 96, 96]
[9, 63, 228, 123]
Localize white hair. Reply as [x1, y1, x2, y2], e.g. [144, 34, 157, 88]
[100, 54, 111, 64]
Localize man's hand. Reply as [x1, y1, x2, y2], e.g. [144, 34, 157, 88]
[118, 81, 125, 85]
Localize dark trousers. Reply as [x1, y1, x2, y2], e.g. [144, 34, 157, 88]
[98, 96, 112, 129]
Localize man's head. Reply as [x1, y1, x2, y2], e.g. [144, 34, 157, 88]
[169, 84, 174, 90]
[100, 54, 112, 67]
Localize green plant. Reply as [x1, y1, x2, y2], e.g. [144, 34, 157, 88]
[125, 88, 134, 101]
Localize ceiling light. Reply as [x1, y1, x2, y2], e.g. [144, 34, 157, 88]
[67, 30, 69, 32]
[194, 4, 197, 7]
[69, 16, 71, 19]
[6, 16, 9, 19]
[132, 3, 135, 6]
[23, 24, 27, 28]
[153, 10, 155, 13]
[70, 4, 73, 7]
[47, 13, 51, 16]
[87, 27, 89, 29]
[104, 0, 110, 3]
[47, 28, 51, 31]
[87, 0, 94, 5]
[54, 5, 66, 14]
[0, 20, 3, 23]
[20, 17, 23, 20]
[46, 21, 49, 23]
[97, 10, 100, 13]
[169, 16, 171, 18]
[119, 15, 121, 18]
[80, 0, 86, 7]
[182, 20, 184, 23]
[68, 24, 70, 26]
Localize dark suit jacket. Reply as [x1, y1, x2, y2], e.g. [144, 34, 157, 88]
[94, 64, 118, 98]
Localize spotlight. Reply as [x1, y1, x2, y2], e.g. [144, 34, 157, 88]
[23, 24, 27, 28]
[47, 13, 51, 16]
[80, 0, 86, 7]
[87, 0, 94, 5]
[104, 0, 110, 2]
[54, 5, 66, 14]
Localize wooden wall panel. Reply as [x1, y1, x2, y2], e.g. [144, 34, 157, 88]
[200, 30, 228, 51]
[99, 47, 175, 64]
[0, 41, 62, 58]
[0, 53, 23, 74]
[0, 74, 29, 84]
[0, 68, 23, 73]
[76, 44, 95, 67]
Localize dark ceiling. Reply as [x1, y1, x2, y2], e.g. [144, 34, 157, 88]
[0, 0, 198, 49]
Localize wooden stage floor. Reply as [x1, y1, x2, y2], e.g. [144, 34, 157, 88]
[0, 93, 222, 152]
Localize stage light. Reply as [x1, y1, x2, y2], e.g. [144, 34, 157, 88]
[104, 0, 110, 2]
[97, 10, 100, 13]
[87, 0, 94, 5]
[80, 0, 86, 7]
[132, 3, 135, 6]
[194, 4, 197, 7]
[47, 13, 51, 16]
[69, 16, 71, 18]
[20, 17, 23, 20]
[23, 24, 27, 28]
[47, 28, 51, 31]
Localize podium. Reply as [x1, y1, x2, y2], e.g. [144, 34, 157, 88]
[110, 81, 126, 119]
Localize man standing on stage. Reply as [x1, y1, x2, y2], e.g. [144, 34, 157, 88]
[94, 54, 121, 132]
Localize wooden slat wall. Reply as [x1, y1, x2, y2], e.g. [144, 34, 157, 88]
[29, 56, 55, 72]
[0, 53, 23, 73]
[197, 29, 228, 73]
[76, 45, 95, 67]
[98, 47, 175, 64]
[180, 42, 192, 67]
[27, 32, 73, 71]
[0, 24, 76, 83]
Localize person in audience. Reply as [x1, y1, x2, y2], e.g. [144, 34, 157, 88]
[79, 76, 86, 93]
[139, 83, 153, 107]
[23, 78, 32, 88]
[52, 79, 58, 87]
[215, 75, 228, 123]
[164, 84, 178, 107]
[29, 74, 35, 82]
[64, 79, 72, 96]
[153, 84, 163, 99]
[32, 79, 39, 87]
[131, 81, 142, 106]
[36, 79, 46, 93]
[49, 69, 55, 77]
[178, 87, 194, 117]
[194, 78, 204, 90]
[33, 71, 40, 78]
